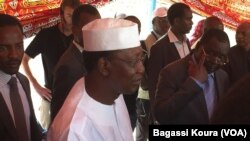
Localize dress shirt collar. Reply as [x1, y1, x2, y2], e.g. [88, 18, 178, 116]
[0, 70, 16, 88]
[167, 29, 187, 43]
[152, 31, 162, 39]
[73, 40, 84, 53]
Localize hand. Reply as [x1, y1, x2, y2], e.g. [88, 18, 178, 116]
[188, 54, 208, 83]
[33, 82, 52, 102]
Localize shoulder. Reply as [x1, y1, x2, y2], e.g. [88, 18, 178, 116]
[42, 25, 58, 32]
[37, 25, 59, 36]
[229, 45, 243, 54]
[165, 55, 189, 70]
[16, 72, 29, 83]
[155, 34, 169, 45]
[216, 69, 228, 78]
[228, 46, 246, 62]
[55, 48, 74, 68]
[160, 55, 189, 77]
[151, 34, 170, 50]
[145, 33, 155, 41]
[229, 45, 239, 51]
[59, 77, 85, 110]
[48, 78, 85, 140]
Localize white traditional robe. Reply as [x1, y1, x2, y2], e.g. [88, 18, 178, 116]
[47, 77, 133, 141]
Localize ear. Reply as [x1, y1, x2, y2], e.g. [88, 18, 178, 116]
[97, 57, 110, 76]
[174, 17, 180, 25]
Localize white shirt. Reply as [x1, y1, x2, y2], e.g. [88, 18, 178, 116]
[168, 29, 190, 58]
[0, 70, 31, 140]
[47, 77, 133, 141]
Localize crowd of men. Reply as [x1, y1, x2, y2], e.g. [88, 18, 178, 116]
[1, 1, 250, 141]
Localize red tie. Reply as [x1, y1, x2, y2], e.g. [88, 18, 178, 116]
[8, 77, 29, 141]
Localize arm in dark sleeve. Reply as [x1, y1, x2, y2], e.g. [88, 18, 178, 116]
[25, 29, 46, 58]
[147, 43, 164, 108]
[51, 65, 72, 121]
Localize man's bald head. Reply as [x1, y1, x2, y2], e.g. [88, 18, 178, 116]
[203, 16, 224, 33]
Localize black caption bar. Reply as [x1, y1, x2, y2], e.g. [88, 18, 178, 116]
[149, 125, 250, 140]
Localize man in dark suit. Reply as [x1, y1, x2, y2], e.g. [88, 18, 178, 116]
[0, 14, 43, 141]
[50, 4, 101, 121]
[211, 73, 250, 124]
[224, 22, 250, 86]
[147, 3, 193, 115]
[154, 29, 230, 124]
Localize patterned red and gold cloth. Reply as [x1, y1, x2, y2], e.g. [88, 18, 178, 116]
[0, 0, 109, 38]
[164, 0, 250, 29]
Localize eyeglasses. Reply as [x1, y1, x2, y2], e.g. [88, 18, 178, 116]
[113, 54, 147, 68]
[202, 48, 229, 66]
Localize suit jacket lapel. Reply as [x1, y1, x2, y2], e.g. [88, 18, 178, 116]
[166, 35, 191, 59]
[71, 44, 84, 65]
[16, 73, 32, 108]
[165, 35, 181, 59]
[213, 70, 228, 101]
[0, 92, 18, 140]
[71, 44, 87, 75]
[16, 73, 41, 141]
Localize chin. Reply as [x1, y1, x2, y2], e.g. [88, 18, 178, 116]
[5, 70, 18, 75]
[123, 86, 139, 94]
[206, 66, 220, 73]
[2, 66, 18, 74]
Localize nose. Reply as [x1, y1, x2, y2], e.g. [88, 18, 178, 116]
[8, 47, 19, 58]
[136, 61, 145, 74]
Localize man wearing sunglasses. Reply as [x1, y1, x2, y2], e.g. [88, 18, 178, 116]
[154, 29, 230, 124]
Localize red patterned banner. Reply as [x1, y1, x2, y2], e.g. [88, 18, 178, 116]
[165, 0, 250, 29]
[0, 0, 109, 38]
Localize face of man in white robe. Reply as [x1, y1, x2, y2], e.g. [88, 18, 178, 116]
[104, 46, 145, 94]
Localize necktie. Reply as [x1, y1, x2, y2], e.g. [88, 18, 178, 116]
[204, 75, 217, 119]
[8, 77, 29, 141]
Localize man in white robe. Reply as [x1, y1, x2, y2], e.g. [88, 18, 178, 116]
[47, 18, 145, 141]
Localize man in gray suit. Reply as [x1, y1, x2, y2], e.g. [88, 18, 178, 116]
[154, 29, 230, 124]
[0, 14, 43, 141]
[51, 4, 101, 121]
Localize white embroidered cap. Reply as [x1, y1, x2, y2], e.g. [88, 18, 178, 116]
[114, 12, 127, 19]
[82, 18, 140, 51]
[152, 7, 168, 19]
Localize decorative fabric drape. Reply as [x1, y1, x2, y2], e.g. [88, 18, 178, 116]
[0, 0, 109, 38]
[165, 0, 250, 29]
